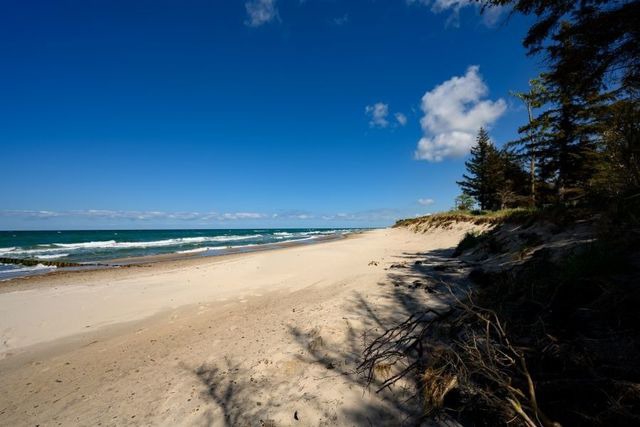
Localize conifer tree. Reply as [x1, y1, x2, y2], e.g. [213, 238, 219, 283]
[457, 128, 503, 210]
[510, 77, 547, 205]
[484, 0, 639, 207]
[513, 72, 609, 204]
[498, 148, 530, 209]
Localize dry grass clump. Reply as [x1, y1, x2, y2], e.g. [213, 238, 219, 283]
[393, 206, 590, 232]
[358, 296, 560, 427]
[373, 363, 392, 381]
[421, 365, 458, 416]
[393, 208, 536, 230]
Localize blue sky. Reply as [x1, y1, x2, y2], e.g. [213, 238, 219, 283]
[0, 0, 540, 230]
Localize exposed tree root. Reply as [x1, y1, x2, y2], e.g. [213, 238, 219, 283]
[358, 290, 561, 427]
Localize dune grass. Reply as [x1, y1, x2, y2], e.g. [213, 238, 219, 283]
[393, 208, 539, 229]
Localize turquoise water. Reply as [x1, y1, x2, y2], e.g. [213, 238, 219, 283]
[0, 228, 359, 280]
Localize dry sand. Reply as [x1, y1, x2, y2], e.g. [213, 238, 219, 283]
[0, 227, 470, 426]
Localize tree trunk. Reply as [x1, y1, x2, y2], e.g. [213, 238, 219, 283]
[526, 102, 536, 206]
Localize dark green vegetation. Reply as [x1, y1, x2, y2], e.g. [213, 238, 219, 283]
[373, 2, 640, 425]
[455, 0, 640, 212]
[458, 128, 529, 210]
[373, 213, 640, 426]
[462, 226, 639, 425]
[451, 231, 483, 257]
[393, 206, 586, 230]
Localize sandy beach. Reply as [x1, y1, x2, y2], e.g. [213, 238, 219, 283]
[0, 227, 470, 426]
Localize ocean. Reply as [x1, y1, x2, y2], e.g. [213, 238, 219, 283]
[0, 228, 360, 280]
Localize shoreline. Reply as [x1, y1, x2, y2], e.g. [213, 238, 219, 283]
[0, 225, 473, 425]
[0, 230, 371, 356]
[0, 231, 356, 288]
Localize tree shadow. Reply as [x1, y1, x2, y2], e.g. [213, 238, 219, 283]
[186, 358, 291, 427]
[187, 246, 469, 426]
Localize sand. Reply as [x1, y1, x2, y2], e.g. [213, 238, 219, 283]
[0, 227, 470, 426]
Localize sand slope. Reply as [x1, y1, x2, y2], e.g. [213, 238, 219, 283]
[0, 227, 469, 426]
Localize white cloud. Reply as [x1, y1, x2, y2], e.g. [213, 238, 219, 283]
[1, 208, 409, 225]
[481, 5, 507, 26]
[320, 208, 403, 222]
[417, 198, 435, 206]
[365, 102, 390, 128]
[414, 65, 506, 162]
[220, 212, 267, 220]
[332, 14, 349, 25]
[406, 0, 505, 27]
[395, 112, 408, 126]
[0, 210, 62, 219]
[245, 0, 279, 27]
[366, 103, 408, 128]
[0, 210, 268, 222]
[272, 210, 316, 220]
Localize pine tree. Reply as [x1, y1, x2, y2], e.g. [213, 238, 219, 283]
[482, 0, 639, 96]
[484, 0, 639, 207]
[457, 128, 503, 211]
[512, 72, 610, 205]
[498, 148, 530, 209]
[510, 77, 547, 206]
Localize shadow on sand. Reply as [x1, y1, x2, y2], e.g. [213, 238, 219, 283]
[186, 246, 470, 426]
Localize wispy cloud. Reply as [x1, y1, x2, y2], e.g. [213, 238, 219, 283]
[0, 210, 268, 222]
[244, 0, 279, 27]
[406, 0, 506, 27]
[332, 14, 349, 26]
[365, 103, 408, 128]
[272, 210, 316, 220]
[395, 112, 408, 126]
[320, 208, 404, 222]
[0, 208, 406, 224]
[414, 65, 506, 162]
[365, 102, 390, 128]
[417, 198, 435, 206]
[0, 210, 63, 219]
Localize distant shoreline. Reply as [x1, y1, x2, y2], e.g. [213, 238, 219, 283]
[0, 228, 363, 282]
[0, 231, 359, 288]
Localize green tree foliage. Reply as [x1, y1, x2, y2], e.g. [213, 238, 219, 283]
[481, 0, 640, 209]
[457, 128, 506, 210]
[497, 148, 530, 209]
[510, 77, 548, 204]
[590, 100, 640, 199]
[454, 193, 476, 211]
[483, 0, 639, 95]
[514, 73, 611, 204]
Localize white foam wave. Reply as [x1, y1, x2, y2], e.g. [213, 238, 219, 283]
[0, 263, 57, 281]
[0, 247, 16, 256]
[300, 230, 342, 236]
[53, 240, 117, 249]
[52, 235, 262, 250]
[0, 231, 346, 264]
[0, 235, 265, 257]
[177, 247, 210, 254]
[35, 253, 70, 260]
[3, 263, 57, 273]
